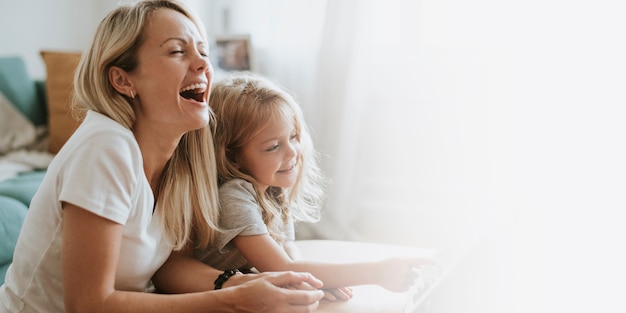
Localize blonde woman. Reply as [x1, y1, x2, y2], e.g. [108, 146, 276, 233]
[0, 1, 324, 312]
[197, 72, 437, 301]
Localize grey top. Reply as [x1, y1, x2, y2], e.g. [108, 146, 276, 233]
[195, 178, 295, 270]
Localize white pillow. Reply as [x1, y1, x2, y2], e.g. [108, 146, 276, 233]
[0, 91, 37, 155]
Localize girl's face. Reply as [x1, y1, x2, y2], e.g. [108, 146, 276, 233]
[128, 8, 213, 134]
[237, 112, 300, 191]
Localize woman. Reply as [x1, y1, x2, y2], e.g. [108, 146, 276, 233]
[0, 1, 323, 312]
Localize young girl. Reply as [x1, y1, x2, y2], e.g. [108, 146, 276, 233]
[196, 72, 435, 300]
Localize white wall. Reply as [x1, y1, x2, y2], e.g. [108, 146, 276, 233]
[0, 0, 117, 79]
[0, 0, 219, 79]
[208, 0, 326, 116]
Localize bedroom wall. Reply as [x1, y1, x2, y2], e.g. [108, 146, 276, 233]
[0, 0, 114, 79]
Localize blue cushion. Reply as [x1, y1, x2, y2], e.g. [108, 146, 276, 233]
[0, 170, 45, 206]
[0, 56, 47, 126]
[0, 196, 28, 285]
[0, 263, 9, 286]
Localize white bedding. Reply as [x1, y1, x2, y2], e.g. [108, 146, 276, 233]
[0, 91, 53, 182]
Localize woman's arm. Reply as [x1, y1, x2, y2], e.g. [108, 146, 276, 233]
[233, 234, 434, 292]
[152, 244, 260, 293]
[62, 203, 324, 313]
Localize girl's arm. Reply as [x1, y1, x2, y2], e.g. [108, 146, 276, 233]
[283, 240, 303, 260]
[62, 203, 324, 313]
[284, 240, 353, 301]
[232, 234, 434, 292]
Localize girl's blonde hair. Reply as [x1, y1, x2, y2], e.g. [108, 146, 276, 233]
[72, 0, 219, 250]
[209, 72, 325, 243]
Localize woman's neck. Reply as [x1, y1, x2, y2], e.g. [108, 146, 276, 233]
[133, 127, 181, 192]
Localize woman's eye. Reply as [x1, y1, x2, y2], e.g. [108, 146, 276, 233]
[171, 50, 184, 55]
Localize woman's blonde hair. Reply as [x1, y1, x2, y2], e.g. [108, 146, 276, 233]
[209, 72, 325, 243]
[72, 0, 218, 250]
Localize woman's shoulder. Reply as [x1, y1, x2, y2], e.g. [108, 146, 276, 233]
[77, 111, 134, 140]
[51, 110, 141, 171]
[63, 111, 138, 153]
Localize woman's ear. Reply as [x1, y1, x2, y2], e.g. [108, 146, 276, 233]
[109, 66, 135, 98]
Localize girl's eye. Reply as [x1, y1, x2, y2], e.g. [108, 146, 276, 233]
[266, 144, 279, 152]
[290, 134, 299, 141]
[171, 50, 184, 55]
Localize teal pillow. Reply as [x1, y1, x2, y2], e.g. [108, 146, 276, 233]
[0, 171, 46, 206]
[0, 56, 47, 126]
[0, 196, 28, 285]
[0, 263, 9, 286]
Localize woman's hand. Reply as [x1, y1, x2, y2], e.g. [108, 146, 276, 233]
[227, 271, 325, 313]
[221, 271, 258, 288]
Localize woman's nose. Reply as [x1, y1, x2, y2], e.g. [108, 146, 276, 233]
[189, 46, 209, 70]
[193, 52, 213, 84]
[194, 54, 210, 73]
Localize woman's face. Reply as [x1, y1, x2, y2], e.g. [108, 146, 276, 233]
[128, 8, 213, 135]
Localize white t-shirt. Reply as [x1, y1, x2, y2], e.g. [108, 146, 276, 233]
[0, 111, 172, 313]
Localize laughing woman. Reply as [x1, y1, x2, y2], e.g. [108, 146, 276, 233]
[0, 1, 323, 313]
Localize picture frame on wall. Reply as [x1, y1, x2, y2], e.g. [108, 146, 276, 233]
[212, 34, 253, 72]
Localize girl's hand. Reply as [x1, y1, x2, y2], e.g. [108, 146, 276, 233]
[377, 257, 439, 292]
[322, 287, 353, 301]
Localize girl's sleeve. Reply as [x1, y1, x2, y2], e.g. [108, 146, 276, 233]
[213, 179, 268, 253]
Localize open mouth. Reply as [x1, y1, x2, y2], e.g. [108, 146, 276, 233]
[179, 83, 207, 102]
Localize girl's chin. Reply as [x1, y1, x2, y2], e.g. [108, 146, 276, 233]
[275, 179, 297, 189]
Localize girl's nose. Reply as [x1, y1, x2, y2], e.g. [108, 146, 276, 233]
[286, 141, 298, 160]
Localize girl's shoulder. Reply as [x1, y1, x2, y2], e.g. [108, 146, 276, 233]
[218, 178, 263, 216]
[220, 178, 254, 193]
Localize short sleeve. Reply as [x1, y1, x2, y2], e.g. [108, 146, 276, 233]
[213, 179, 268, 253]
[58, 122, 141, 225]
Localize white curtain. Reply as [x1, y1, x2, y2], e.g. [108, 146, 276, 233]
[310, 1, 626, 312]
[302, 0, 372, 241]
[304, 0, 482, 248]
